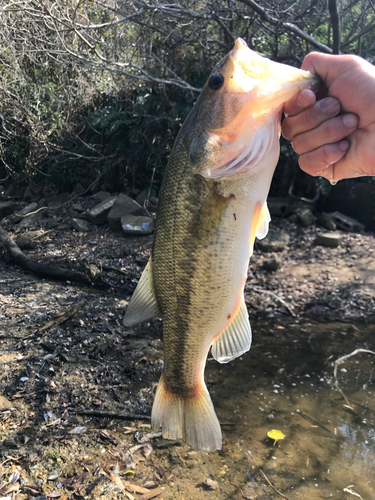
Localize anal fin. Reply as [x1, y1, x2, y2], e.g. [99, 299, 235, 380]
[123, 257, 161, 327]
[211, 298, 251, 364]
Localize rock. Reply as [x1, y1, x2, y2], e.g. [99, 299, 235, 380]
[3, 437, 18, 448]
[18, 211, 44, 228]
[294, 207, 316, 226]
[87, 195, 117, 225]
[13, 202, 38, 223]
[267, 197, 294, 217]
[107, 194, 147, 231]
[45, 218, 58, 229]
[262, 256, 282, 271]
[256, 229, 290, 252]
[317, 212, 336, 230]
[0, 201, 21, 221]
[315, 232, 343, 248]
[47, 193, 72, 207]
[330, 211, 365, 232]
[202, 477, 219, 490]
[136, 256, 149, 266]
[121, 215, 155, 235]
[15, 233, 38, 250]
[91, 191, 111, 203]
[287, 213, 298, 224]
[71, 202, 84, 212]
[71, 218, 91, 232]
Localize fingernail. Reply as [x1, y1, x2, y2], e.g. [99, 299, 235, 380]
[296, 90, 314, 108]
[320, 97, 340, 116]
[339, 139, 350, 152]
[342, 114, 359, 129]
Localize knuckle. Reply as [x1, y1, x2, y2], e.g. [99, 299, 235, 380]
[291, 137, 302, 155]
[320, 144, 335, 166]
[281, 121, 292, 140]
[321, 119, 339, 140]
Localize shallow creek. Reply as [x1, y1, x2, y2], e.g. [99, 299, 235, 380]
[195, 320, 375, 499]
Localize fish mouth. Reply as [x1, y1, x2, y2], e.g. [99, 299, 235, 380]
[230, 38, 322, 109]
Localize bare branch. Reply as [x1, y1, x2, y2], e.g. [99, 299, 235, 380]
[237, 0, 333, 53]
[328, 0, 341, 53]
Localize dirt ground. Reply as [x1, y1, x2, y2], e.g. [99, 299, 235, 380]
[0, 202, 374, 499]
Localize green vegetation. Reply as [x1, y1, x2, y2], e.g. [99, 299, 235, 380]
[0, 0, 374, 195]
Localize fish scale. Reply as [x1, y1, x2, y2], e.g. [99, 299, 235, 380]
[124, 38, 321, 452]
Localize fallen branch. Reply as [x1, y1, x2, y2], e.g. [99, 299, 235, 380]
[246, 451, 291, 500]
[70, 409, 151, 420]
[0, 224, 93, 285]
[39, 300, 86, 332]
[333, 348, 375, 408]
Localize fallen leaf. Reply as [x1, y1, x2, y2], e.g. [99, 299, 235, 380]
[69, 427, 87, 434]
[47, 492, 61, 498]
[139, 488, 163, 500]
[123, 482, 150, 494]
[0, 396, 12, 409]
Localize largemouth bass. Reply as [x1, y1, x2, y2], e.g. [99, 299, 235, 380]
[124, 38, 320, 452]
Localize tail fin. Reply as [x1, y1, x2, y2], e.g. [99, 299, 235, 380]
[151, 375, 222, 452]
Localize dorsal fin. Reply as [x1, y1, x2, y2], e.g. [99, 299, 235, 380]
[123, 257, 161, 327]
[211, 298, 251, 364]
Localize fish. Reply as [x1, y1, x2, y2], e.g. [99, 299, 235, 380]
[124, 38, 321, 452]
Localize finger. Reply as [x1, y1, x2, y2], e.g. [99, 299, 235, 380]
[282, 97, 341, 140]
[283, 89, 316, 117]
[298, 140, 350, 175]
[292, 113, 358, 155]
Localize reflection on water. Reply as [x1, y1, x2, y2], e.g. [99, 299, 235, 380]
[206, 321, 375, 499]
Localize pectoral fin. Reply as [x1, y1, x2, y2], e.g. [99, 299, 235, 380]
[123, 258, 161, 327]
[256, 201, 271, 240]
[211, 298, 251, 364]
[250, 201, 271, 256]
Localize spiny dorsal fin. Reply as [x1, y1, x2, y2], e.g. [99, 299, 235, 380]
[123, 257, 161, 327]
[211, 298, 251, 364]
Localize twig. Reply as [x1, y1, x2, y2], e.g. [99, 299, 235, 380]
[343, 485, 364, 499]
[39, 299, 86, 332]
[333, 349, 375, 408]
[13, 172, 105, 219]
[229, 481, 252, 499]
[70, 409, 151, 420]
[249, 287, 296, 317]
[246, 451, 291, 500]
[295, 408, 333, 434]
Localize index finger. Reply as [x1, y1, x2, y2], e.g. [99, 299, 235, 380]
[283, 89, 316, 117]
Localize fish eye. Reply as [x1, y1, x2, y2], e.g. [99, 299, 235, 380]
[208, 73, 224, 90]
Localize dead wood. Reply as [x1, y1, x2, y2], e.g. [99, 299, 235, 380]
[70, 409, 151, 421]
[0, 223, 93, 285]
[39, 299, 86, 332]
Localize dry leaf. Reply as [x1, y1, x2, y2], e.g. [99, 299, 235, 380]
[123, 481, 150, 494]
[139, 488, 163, 500]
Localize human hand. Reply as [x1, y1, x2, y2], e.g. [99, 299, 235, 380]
[282, 52, 375, 181]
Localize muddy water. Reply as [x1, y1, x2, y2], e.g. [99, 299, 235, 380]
[198, 321, 375, 499]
